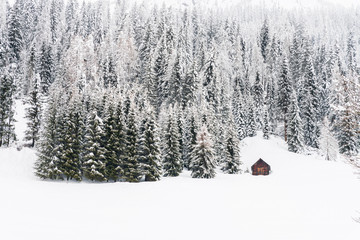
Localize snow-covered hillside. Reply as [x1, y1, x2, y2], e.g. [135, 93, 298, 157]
[1, 133, 359, 240]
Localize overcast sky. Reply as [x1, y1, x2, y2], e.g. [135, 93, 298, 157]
[6, 0, 360, 9]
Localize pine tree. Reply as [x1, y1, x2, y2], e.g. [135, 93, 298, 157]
[38, 42, 53, 95]
[221, 117, 241, 174]
[162, 106, 182, 177]
[7, 3, 23, 63]
[319, 118, 338, 161]
[35, 91, 62, 180]
[24, 74, 41, 147]
[259, 19, 270, 62]
[183, 107, 199, 170]
[263, 109, 270, 140]
[247, 103, 256, 137]
[278, 57, 292, 141]
[102, 101, 121, 182]
[60, 96, 83, 181]
[83, 111, 106, 182]
[190, 125, 216, 179]
[113, 101, 126, 179]
[182, 59, 198, 109]
[301, 41, 320, 149]
[0, 66, 16, 147]
[122, 102, 141, 182]
[287, 91, 303, 153]
[252, 71, 264, 128]
[138, 108, 162, 181]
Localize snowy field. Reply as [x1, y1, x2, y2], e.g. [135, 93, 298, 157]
[1, 131, 360, 240]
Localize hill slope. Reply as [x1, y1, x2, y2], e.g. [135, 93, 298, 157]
[1, 131, 360, 240]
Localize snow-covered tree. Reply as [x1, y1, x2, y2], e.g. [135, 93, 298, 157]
[319, 118, 338, 161]
[162, 106, 182, 177]
[287, 91, 303, 153]
[138, 107, 162, 181]
[190, 125, 216, 178]
[122, 100, 141, 182]
[83, 111, 106, 182]
[24, 74, 42, 147]
[221, 115, 241, 174]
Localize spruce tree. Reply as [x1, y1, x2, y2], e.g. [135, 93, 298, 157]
[263, 109, 270, 140]
[35, 91, 62, 180]
[60, 96, 83, 181]
[221, 116, 241, 174]
[319, 118, 338, 161]
[0, 66, 16, 147]
[138, 108, 162, 181]
[7, 4, 23, 63]
[123, 102, 141, 182]
[24, 74, 41, 147]
[287, 91, 304, 153]
[83, 111, 106, 182]
[162, 107, 182, 177]
[103, 102, 121, 182]
[190, 125, 216, 179]
[278, 57, 292, 141]
[38, 42, 53, 95]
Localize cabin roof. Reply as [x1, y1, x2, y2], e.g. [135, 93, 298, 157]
[251, 158, 270, 168]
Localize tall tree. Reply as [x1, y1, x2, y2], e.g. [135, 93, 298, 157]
[162, 106, 182, 177]
[287, 91, 303, 153]
[83, 111, 106, 182]
[24, 74, 42, 147]
[190, 125, 216, 179]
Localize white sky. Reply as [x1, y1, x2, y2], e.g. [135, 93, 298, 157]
[6, 0, 360, 9]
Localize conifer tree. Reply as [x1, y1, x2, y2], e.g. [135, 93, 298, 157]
[102, 101, 121, 182]
[287, 91, 303, 153]
[38, 42, 53, 95]
[24, 74, 42, 147]
[113, 101, 126, 178]
[35, 91, 62, 180]
[260, 19, 270, 62]
[59, 96, 83, 181]
[123, 101, 141, 182]
[278, 57, 292, 141]
[252, 71, 264, 128]
[183, 107, 199, 170]
[162, 106, 182, 177]
[7, 3, 23, 63]
[319, 118, 338, 161]
[138, 108, 162, 181]
[83, 111, 106, 182]
[301, 45, 320, 149]
[0, 66, 16, 147]
[190, 125, 216, 178]
[247, 103, 256, 137]
[263, 109, 270, 140]
[221, 116, 241, 174]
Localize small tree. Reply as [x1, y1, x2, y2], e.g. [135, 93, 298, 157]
[263, 109, 270, 140]
[190, 125, 216, 179]
[319, 118, 338, 161]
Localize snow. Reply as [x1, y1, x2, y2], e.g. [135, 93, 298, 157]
[1, 90, 360, 240]
[1, 127, 360, 239]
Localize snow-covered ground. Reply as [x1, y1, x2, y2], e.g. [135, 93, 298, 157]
[1, 124, 360, 240]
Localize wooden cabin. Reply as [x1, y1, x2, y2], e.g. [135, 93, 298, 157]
[251, 158, 271, 175]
